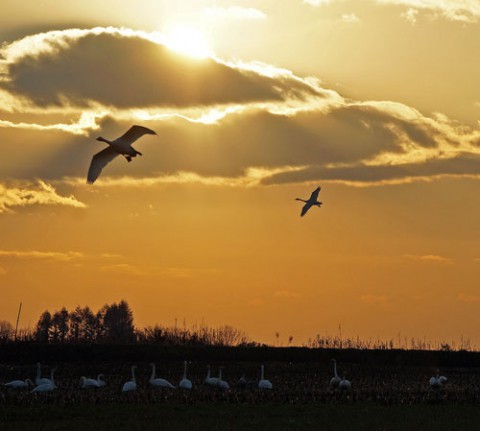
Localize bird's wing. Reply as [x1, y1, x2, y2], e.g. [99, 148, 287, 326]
[301, 203, 312, 217]
[310, 186, 321, 201]
[118, 125, 157, 144]
[87, 146, 119, 184]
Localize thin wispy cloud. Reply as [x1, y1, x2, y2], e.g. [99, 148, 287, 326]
[0, 181, 86, 213]
[303, 0, 333, 5]
[359, 294, 389, 307]
[100, 263, 146, 276]
[303, 0, 480, 23]
[341, 13, 361, 23]
[203, 6, 267, 20]
[404, 254, 453, 264]
[401, 8, 420, 23]
[0, 112, 104, 136]
[0, 250, 84, 261]
[377, 0, 480, 23]
[273, 289, 302, 299]
[458, 293, 480, 303]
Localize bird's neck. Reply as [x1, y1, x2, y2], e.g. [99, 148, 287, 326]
[150, 364, 156, 380]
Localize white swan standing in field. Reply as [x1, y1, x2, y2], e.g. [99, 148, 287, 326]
[4, 379, 33, 388]
[205, 365, 219, 387]
[87, 125, 157, 184]
[330, 359, 341, 388]
[430, 374, 447, 388]
[179, 361, 192, 390]
[295, 186, 322, 217]
[339, 376, 352, 390]
[258, 365, 273, 389]
[122, 366, 137, 392]
[216, 367, 230, 390]
[96, 374, 106, 387]
[149, 363, 175, 388]
[80, 376, 100, 388]
[31, 369, 56, 393]
[35, 362, 53, 386]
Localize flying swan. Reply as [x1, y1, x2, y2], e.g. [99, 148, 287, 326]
[295, 186, 322, 217]
[87, 125, 157, 184]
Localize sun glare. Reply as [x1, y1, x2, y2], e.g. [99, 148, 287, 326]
[164, 25, 212, 59]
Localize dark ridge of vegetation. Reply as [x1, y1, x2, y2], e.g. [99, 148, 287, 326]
[1, 342, 480, 367]
[1, 300, 479, 368]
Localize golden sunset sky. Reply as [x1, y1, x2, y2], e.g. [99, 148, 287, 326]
[1, 0, 480, 345]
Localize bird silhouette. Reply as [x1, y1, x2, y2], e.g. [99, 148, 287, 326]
[87, 125, 156, 184]
[295, 186, 322, 217]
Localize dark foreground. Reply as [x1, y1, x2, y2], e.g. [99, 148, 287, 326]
[1, 402, 479, 431]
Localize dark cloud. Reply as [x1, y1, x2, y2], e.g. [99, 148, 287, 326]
[8, 98, 473, 186]
[261, 153, 480, 185]
[2, 31, 319, 108]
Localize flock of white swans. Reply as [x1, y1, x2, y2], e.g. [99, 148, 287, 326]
[3, 359, 447, 394]
[2, 361, 272, 393]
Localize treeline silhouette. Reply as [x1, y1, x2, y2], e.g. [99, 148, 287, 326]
[1, 300, 253, 347]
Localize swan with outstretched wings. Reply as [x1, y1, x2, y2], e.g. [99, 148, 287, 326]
[295, 186, 322, 217]
[87, 125, 156, 184]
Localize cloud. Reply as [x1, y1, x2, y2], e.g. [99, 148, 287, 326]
[404, 254, 453, 264]
[0, 266, 6, 275]
[0, 27, 319, 110]
[458, 293, 480, 303]
[3, 27, 480, 188]
[0, 250, 84, 261]
[203, 6, 267, 20]
[359, 294, 389, 306]
[341, 13, 361, 23]
[304, 0, 480, 23]
[273, 289, 302, 299]
[39, 95, 480, 187]
[0, 180, 86, 213]
[376, 0, 480, 23]
[303, 0, 333, 5]
[0, 112, 104, 136]
[401, 8, 420, 23]
[248, 298, 265, 307]
[100, 263, 146, 276]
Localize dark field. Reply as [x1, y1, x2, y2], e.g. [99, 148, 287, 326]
[0, 344, 480, 431]
[2, 403, 480, 431]
[2, 347, 480, 430]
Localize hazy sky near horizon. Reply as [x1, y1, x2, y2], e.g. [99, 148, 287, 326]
[1, 0, 480, 345]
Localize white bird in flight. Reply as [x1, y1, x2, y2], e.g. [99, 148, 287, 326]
[87, 125, 157, 184]
[295, 186, 322, 217]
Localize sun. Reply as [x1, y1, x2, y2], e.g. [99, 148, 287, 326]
[164, 25, 212, 59]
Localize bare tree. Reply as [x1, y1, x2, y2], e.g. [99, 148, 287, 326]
[0, 320, 13, 341]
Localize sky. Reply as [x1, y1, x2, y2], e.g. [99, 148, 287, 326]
[1, 0, 480, 346]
